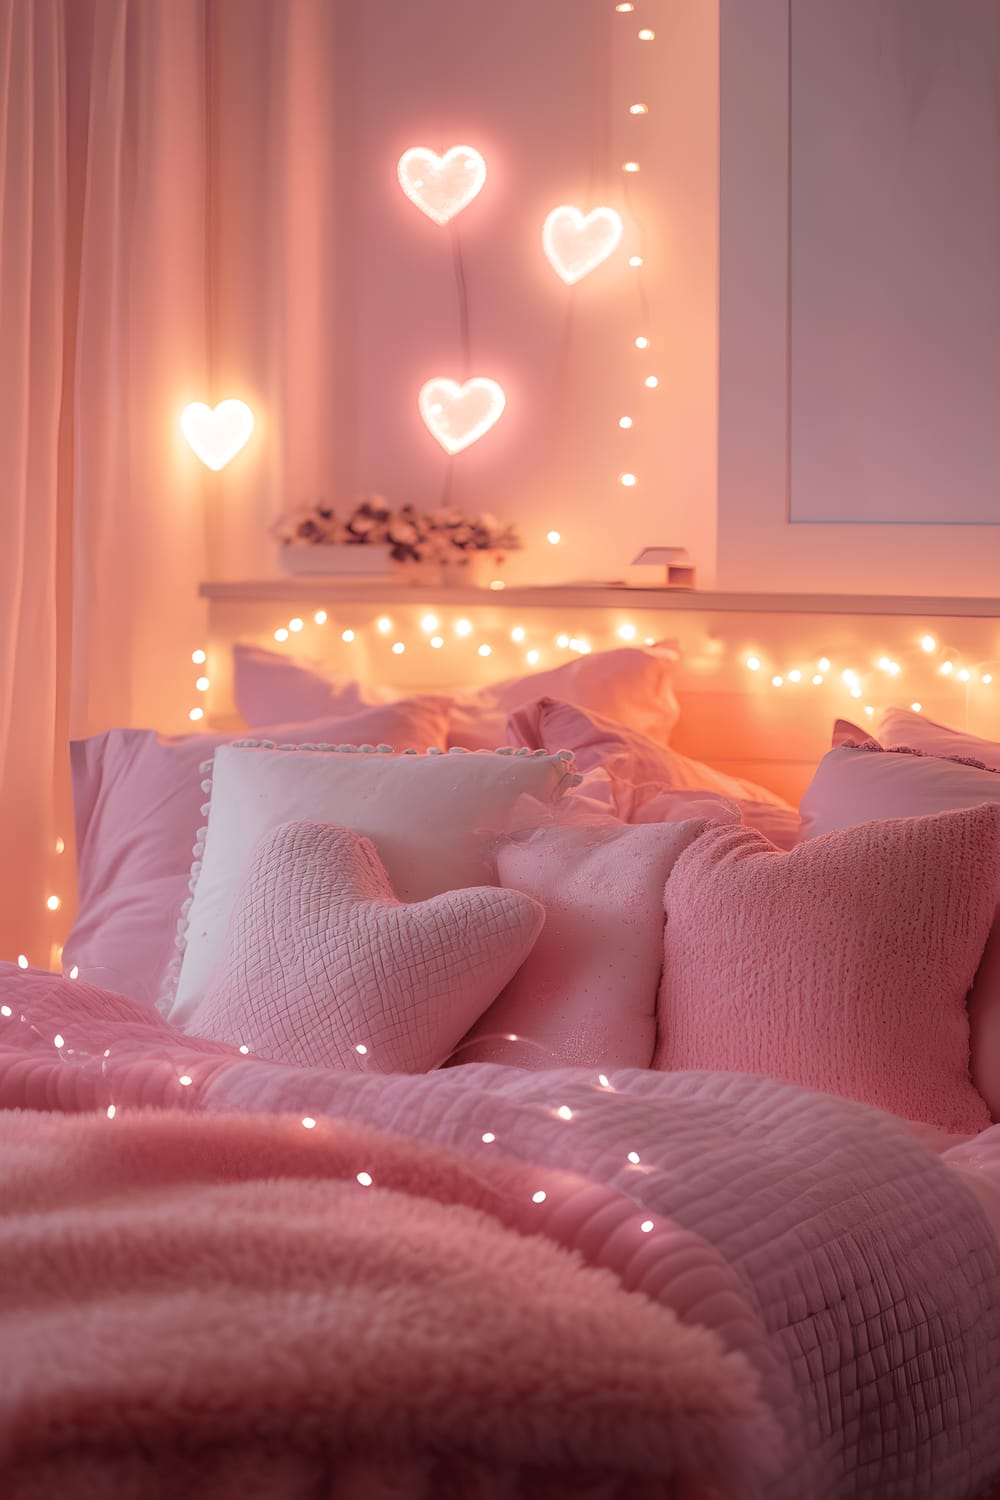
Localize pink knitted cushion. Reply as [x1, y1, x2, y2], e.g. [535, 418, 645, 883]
[655, 806, 1000, 1134]
[188, 822, 545, 1073]
[456, 818, 707, 1070]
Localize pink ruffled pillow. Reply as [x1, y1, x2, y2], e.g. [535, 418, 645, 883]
[655, 806, 1000, 1134]
[233, 642, 681, 751]
[65, 698, 451, 1007]
[456, 817, 708, 1070]
[188, 822, 545, 1072]
[508, 697, 800, 848]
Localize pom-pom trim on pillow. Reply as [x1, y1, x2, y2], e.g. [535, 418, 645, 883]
[159, 742, 581, 1017]
[840, 740, 1000, 774]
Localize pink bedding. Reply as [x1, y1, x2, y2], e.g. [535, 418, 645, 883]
[1, 1108, 772, 1498]
[2, 963, 999, 1500]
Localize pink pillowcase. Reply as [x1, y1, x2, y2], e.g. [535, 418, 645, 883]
[655, 807, 1000, 1134]
[456, 817, 707, 1071]
[508, 697, 801, 848]
[65, 698, 452, 1007]
[879, 705, 1000, 770]
[232, 645, 399, 726]
[189, 822, 544, 1073]
[800, 742, 1000, 840]
[233, 642, 681, 751]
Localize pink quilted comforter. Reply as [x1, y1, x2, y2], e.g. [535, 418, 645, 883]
[2, 963, 1000, 1500]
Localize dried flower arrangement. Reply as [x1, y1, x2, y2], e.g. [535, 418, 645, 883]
[272, 497, 521, 565]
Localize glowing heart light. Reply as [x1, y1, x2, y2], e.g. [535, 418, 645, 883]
[542, 205, 624, 285]
[418, 378, 506, 455]
[397, 146, 487, 225]
[180, 400, 255, 471]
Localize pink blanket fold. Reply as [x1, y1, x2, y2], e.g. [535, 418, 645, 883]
[3, 964, 1000, 1500]
[0, 1108, 773, 1500]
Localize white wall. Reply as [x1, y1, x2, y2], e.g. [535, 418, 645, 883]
[300, 0, 719, 589]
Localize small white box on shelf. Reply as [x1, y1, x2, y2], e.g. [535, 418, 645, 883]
[631, 547, 695, 589]
[280, 544, 392, 578]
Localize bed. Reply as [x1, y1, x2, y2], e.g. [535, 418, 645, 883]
[3, 584, 1000, 1498]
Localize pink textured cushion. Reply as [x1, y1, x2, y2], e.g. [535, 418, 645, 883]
[508, 697, 799, 846]
[234, 642, 681, 750]
[655, 807, 1000, 1134]
[457, 818, 707, 1070]
[188, 823, 544, 1072]
[66, 699, 451, 1007]
[802, 739, 1000, 1123]
[171, 744, 577, 1024]
[879, 706, 1000, 770]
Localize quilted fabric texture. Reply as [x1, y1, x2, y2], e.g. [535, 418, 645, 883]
[188, 822, 545, 1072]
[655, 805, 1000, 1133]
[458, 817, 707, 1070]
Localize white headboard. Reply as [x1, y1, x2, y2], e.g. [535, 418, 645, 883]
[199, 582, 1000, 803]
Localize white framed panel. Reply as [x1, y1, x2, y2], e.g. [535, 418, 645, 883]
[717, 0, 1000, 594]
[789, 0, 1000, 524]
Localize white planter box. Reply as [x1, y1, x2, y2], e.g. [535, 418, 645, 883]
[280, 544, 392, 577]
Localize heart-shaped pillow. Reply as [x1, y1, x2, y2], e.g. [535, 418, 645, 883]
[187, 822, 545, 1072]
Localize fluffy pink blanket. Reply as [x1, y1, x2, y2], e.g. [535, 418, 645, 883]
[0, 1108, 772, 1500]
[3, 964, 1000, 1499]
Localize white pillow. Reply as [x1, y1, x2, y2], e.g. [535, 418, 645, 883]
[170, 744, 577, 1025]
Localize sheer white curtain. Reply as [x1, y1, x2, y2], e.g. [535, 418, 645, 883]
[0, 0, 341, 967]
[0, 0, 208, 965]
[0, 0, 68, 966]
